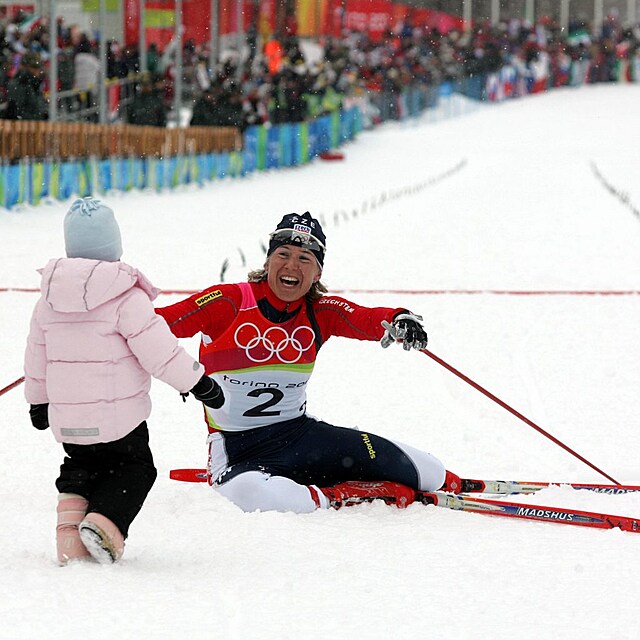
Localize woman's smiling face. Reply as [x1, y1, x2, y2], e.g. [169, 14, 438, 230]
[266, 244, 321, 302]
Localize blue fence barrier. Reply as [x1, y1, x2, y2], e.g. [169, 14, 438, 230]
[0, 107, 364, 210]
[2, 62, 637, 211]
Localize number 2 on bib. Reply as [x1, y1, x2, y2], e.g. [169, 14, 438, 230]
[242, 388, 284, 417]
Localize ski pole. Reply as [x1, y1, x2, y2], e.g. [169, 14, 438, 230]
[421, 349, 621, 485]
[0, 376, 24, 397]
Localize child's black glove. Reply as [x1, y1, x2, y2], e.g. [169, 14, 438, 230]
[29, 403, 50, 430]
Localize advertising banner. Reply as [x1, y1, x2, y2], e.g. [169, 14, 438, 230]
[123, 0, 140, 45]
[344, 0, 393, 41]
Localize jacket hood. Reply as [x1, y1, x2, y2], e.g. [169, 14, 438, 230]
[38, 258, 160, 313]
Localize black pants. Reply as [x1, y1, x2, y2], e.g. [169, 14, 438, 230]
[56, 422, 157, 538]
[215, 416, 420, 489]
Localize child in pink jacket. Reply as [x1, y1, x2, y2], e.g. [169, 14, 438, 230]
[24, 197, 224, 565]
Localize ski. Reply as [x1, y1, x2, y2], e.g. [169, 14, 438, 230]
[460, 479, 640, 495]
[169, 469, 640, 496]
[417, 491, 640, 534]
[169, 468, 209, 482]
[169, 468, 640, 533]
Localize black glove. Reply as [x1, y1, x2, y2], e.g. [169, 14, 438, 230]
[380, 312, 428, 351]
[29, 403, 50, 430]
[186, 375, 225, 409]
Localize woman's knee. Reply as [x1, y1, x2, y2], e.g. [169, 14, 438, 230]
[215, 471, 317, 513]
[390, 439, 446, 491]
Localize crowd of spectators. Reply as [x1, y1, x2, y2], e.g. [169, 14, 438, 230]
[179, 14, 640, 128]
[0, 12, 152, 121]
[0, 9, 639, 127]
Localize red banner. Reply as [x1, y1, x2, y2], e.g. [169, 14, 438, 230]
[217, 0, 254, 36]
[122, 0, 464, 50]
[417, 9, 464, 33]
[183, 0, 209, 42]
[0, 4, 35, 20]
[338, 1, 462, 40]
[344, 0, 393, 41]
[124, 0, 260, 50]
[124, 0, 139, 46]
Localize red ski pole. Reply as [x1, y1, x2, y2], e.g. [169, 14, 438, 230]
[421, 349, 621, 485]
[0, 376, 24, 397]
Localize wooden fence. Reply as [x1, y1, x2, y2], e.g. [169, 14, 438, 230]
[0, 121, 242, 161]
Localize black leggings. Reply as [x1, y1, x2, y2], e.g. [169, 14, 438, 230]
[214, 416, 421, 489]
[56, 422, 157, 537]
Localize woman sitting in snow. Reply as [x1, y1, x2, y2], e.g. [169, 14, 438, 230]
[157, 212, 462, 512]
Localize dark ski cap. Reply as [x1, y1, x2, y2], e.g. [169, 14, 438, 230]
[267, 212, 326, 267]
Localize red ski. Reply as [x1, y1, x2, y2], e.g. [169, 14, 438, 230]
[169, 468, 640, 533]
[418, 492, 640, 534]
[169, 468, 209, 482]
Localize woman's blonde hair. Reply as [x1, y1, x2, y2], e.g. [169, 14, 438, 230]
[247, 267, 328, 302]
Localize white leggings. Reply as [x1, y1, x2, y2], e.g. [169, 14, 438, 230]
[215, 438, 445, 513]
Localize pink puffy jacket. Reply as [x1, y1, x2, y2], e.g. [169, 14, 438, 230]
[24, 258, 204, 445]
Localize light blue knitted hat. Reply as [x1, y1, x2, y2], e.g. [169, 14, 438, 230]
[64, 197, 123, 262]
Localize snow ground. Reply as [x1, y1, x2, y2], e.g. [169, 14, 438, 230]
[2, 84, 640, 640]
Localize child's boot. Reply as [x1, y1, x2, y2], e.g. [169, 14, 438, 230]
[56, 493, 91, 565]
[79, 512, 125, 564]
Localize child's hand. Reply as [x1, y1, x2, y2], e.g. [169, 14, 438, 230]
[29, 404, 50, 430]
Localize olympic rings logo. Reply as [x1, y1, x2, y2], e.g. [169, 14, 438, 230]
[234, 323, 315, 363]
